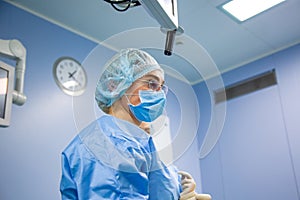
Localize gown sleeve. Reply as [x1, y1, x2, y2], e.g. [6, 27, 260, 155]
[148, 137, 182, 200]
[60, 153, 78, 200]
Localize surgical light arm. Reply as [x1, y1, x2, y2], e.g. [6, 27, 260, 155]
[0, 39, 27, 105]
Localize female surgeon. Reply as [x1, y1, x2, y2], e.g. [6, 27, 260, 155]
[60, 48, 211, 200]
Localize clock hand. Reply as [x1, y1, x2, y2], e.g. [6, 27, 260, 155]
[68, 70, 77, 78]
[70, 75, 82, 86]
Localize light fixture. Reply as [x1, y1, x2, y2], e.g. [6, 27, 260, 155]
[220, 0, 286, 22]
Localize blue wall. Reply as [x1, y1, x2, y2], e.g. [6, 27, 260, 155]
[0, 1, 99, 199]
[195, 44, 300, 200]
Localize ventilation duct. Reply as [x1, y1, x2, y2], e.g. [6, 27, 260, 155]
[214, 69, 277, 103]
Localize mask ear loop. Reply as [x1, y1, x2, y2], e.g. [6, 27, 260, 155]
[124, 94, 132, 106]
[121, 93, 141, 119]
[121, 94, 132, 111]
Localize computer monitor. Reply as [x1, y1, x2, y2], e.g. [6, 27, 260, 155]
[0, 60, 14, 127]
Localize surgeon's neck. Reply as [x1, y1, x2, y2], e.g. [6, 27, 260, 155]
[109, 98, 141, 126]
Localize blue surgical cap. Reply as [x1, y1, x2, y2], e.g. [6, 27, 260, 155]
[95, 48, 164, 111]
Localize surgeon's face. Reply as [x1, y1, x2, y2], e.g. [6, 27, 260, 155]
[126, 70, 165, 106]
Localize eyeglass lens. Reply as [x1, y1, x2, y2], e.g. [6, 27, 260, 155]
[148, 80, 168, 94]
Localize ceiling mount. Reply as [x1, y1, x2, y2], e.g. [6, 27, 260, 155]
[103, 0, 141, 12]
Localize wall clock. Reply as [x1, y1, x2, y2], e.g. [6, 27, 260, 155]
[53, 56, 87, 96]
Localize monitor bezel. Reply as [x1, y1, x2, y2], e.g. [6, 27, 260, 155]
[0, 60, 14, 127]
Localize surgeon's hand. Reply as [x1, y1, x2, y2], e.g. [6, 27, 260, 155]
[178, 171, 212, 200]
[195, 194, 212, 200]
[178, 171, 196, 200]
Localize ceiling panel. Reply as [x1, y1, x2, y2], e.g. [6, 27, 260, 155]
[3, 0, 300, 84]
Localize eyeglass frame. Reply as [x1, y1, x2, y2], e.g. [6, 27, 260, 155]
[136, 79, 168, 94]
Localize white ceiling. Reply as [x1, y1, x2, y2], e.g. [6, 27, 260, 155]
[4, 0, 300, 84]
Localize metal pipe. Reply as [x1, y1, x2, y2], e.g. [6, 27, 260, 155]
[7, 39, 27, 105]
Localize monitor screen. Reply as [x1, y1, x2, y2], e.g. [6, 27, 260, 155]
[0, 60, 14, 127]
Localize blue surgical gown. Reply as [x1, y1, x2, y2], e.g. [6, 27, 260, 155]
[60, 115, 181, 199]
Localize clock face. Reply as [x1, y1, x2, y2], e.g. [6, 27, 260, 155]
[53, 57, 87, 96]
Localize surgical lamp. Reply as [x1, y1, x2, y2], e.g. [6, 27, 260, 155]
[162, 26, 184, 56]
[103, 0, 184, 56]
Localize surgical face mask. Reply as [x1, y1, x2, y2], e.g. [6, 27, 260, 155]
[127, 90, 166, 122]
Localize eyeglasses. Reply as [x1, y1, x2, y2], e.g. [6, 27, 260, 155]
[137, 79, 168, 94]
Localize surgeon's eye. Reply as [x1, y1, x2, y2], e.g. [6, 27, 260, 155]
[137, 79, 168, 94]
[148, 80, 160, 90]
[148, 80, 168, 94]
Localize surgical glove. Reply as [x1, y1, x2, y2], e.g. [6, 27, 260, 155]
[178, 171, 196, 200]
[195, 193, 212, 200]
[178, 171, 212, 200]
